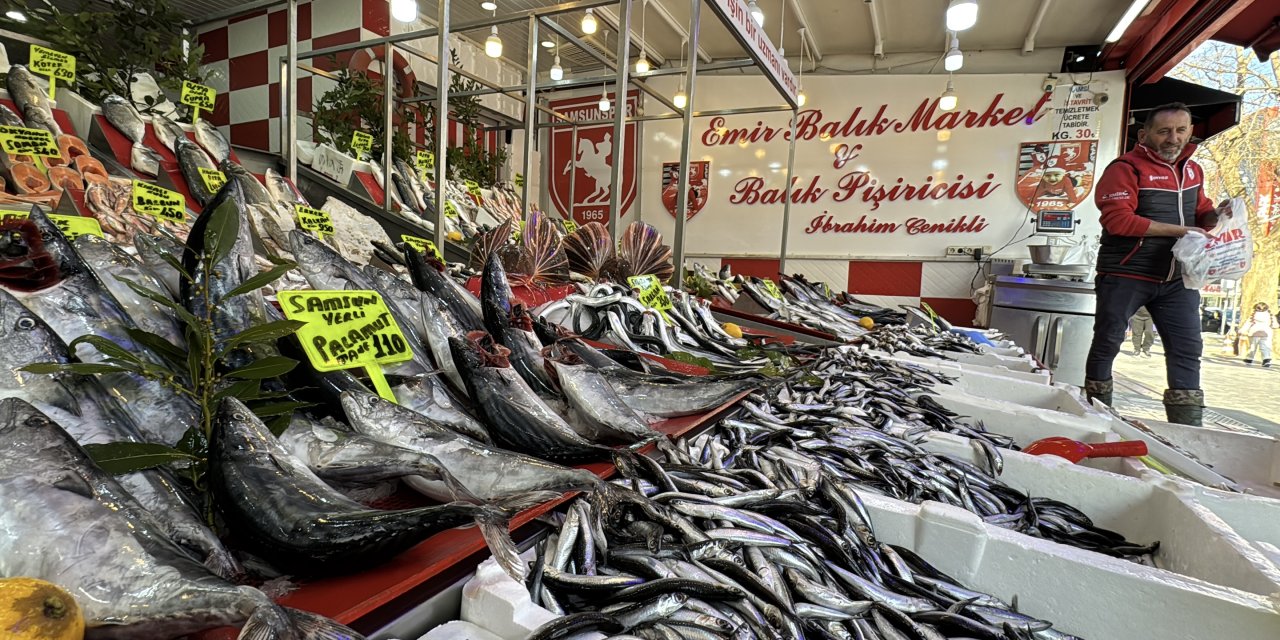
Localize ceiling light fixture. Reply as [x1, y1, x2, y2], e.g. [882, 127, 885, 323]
[582, 8, 598, 34]
[481, 1, 497, 9]
[944, 35, 963, 72]
[541, 40, 555, 48]
[946, 0, 978, 32]
[485, 25, 503, 57]
[674, 89, 687, 109]
[635, 56, 650, 74]
[599, 84, 611, 112]
[940, 78, 958, 111]
[748, 0, 764, 27]
[4, 10, 27, 22]
[390, 0, 418, 22]
[796, 27, 807, 108]
[635, 0, 650, 74]
[550, 54, 564, 80]
[1106, 0, 1148, 43]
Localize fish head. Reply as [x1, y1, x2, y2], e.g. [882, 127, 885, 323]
[338, 388, 399, 430]
[24, 205, 81, 280]
[213, 396, 274, 453]
[0, 399, 90, 489]
[448, 331, 511, 375]
[289, 229, 354, 290]
[480, 250, 512, 313]
[180, 178, 249, 276]
[0, 287, 68, 366]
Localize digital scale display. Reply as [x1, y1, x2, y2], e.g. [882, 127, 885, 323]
[1036, 210, 1076, 233]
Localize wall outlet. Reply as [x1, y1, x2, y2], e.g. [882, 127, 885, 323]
[946, 246, 990, 258]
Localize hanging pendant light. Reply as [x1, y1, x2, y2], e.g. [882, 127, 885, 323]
[581, 8, 598, 34]
[599, 85, 612, 112]
[940, 78, 958, 111]
[391, 0, 418, 22]
[485, 25, 503, 57]
[550, 54, 564, 80]
[481, 1, 497, 10]
[748, 0, 764, 26]
[674, 87, 688, 109]
[635, 55, 650, 74]
[943, 34, 963, 72]
[946, 0, 978, 32]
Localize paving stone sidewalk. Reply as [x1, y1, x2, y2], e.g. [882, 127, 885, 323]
[1110, 332, 1280, 439]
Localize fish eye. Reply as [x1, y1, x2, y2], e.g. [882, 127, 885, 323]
[367, 397, 378, 406]
[15, 317, 35, 330]
[24, 416, 48, 428]
[233, 412, 248, 421]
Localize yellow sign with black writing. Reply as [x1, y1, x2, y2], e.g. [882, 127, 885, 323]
[295, 204, 334, 236]
[131, 181, 187, 223]
[279, 290, 413, 372]
[562, 218, 578, 234]
[198, 168, 227, 194]
[350, 131, 374, 154]
[0, 126, 60, 158]
[181, 80, 216, 112]
[761, 278, 784, 301]
[628, 274, 673, 314]
[415, 150, 434, 176]
[0, 210, 104, 240]
[29, 45, 76, 84]
[464, 180, 481, 199]
[444, 201, 459, 218]
[401, 234, 443, 262]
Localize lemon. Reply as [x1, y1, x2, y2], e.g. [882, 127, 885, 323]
[446, 231, 463, 242]
[0, 578, 84, 640]
[722, 323, 744, 339]
[859, 317, 875, 329]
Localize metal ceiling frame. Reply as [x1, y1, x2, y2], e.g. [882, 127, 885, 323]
[279, 0, 797, 275]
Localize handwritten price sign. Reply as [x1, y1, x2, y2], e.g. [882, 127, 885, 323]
[0, 126, 60, 158]
[181, 80, 217, 123]
[279, 290, 412, 402]
[415, 150, 434, 177]
[350, 131, 374, 154]
[29, 45, 75, 98]
[131, 181, 187, 223]
[295, 204, 334, 236]
[198, 168, 227, 193]
[401, 234, 443, 262]
[0, 210, 103, 240]
[628, 274, 673, 314]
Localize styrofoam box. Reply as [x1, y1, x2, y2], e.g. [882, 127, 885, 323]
[865, 349, 1053, 385]
[928, 390, 1114, 446]
[921, 432, 1280, 598]
[462, 496, 1280, 640]
[1111, 417, 1280, 499]
[928, 367, 1098, 417]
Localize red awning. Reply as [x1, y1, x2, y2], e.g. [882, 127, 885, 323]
[1211, 2, 1280, 62]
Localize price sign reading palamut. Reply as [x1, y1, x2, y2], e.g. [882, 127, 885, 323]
[279, 290, 413, 402]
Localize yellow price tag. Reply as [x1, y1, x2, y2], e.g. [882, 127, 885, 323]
[401, 234, 443, 262]
[198, 168, 227, 194]
[0, 126, 60, 158]
[295, 204, 334, 236]
[0, 210, 104, 240]
[180, 80, 216, 122]
[510, 218, 524, 242]
[562, 218, 578, 234]
[29, 45, 75, 98]
[628, 274, 673, 314]
[415, 150, 434, 176]
[464, 180, 481, 198]
[444, 201, 459, 219]
[131, 181, 187, 223]
[350, 131, 374, 154]
[279, 290, 412, 402]
[761, 278, 784, 301]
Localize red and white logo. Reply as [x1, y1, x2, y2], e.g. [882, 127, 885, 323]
[547, 91, 639, 227]
[1015, 140, 1097, 212]
[661, 161, 710, 220]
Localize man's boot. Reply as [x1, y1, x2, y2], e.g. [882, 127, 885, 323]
[1163, 389, 1204, 426]
[1084, 379, 1113, 406]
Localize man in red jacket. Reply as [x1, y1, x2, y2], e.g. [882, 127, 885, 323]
[1084, 102, 1227, 425]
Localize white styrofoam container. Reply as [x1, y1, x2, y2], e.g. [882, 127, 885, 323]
[921, 432, 1280, 597]
[868, 349, 1053, 385]
[929, 390, 1114, 445]
[1114, 417, 1280, 498]
[929, 368, 1096, 417]
[462, 496, 1280, 640]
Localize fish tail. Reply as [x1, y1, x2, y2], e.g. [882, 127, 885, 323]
[479, 518, 528, 584]
[204, 546, 247, 581]
[285, 607, 367, 639]
[236, 604, 365, 640]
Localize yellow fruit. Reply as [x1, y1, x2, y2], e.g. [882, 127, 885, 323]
[859, 317, 875, 329]
[446, 231, 463, 242]
[0, 578, 84, 640]
[722, 323, 744, 339]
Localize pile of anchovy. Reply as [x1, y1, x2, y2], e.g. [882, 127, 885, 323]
[857, 325, 985, 360]
[674, 347, 1158, 559]
[525, 464, 1085, 640]
[537, 282, 775, 372]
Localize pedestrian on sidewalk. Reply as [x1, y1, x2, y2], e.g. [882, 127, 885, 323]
[1083, 103, 1231, 426]
[1130, 306, 1155, 356]
[1241, 302, 1277, 367]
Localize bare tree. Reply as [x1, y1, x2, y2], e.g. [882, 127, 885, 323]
[1171, 43, 1280, 344]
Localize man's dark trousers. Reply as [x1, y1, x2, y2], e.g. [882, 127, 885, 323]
[1086, 274, 1201, 389]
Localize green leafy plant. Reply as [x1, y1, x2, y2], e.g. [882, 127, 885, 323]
[4, 0, 208, 112]
[312, 58, 425, 163]
[422, 50, 509, 187]
[21, 198, 303, 521]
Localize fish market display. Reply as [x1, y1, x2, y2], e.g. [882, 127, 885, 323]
[522, 461, 1085, 640]
[194, 118, 232, 163]
[0, 399, 365, 639]
[679, 345, 1159, 559]
[0, 68, 102, 209]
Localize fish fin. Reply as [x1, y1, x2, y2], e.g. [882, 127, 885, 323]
[946, 596, 980, 614]
[284, 607, 367, 640]
[468, 218, 513, 271]
[616, 222, 673, 281]
[236, 605, 293, 640]
[479, 518, 528, 584]
[518, 210, 570, 286]
[491, 491, 563, 515]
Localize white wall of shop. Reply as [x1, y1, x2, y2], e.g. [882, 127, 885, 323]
[521, 71, 1127, 268]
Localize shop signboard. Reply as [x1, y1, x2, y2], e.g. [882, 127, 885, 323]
[547, 91, 639, 228]
[661, 161, 710, 220]
[704, 0, 798, 106]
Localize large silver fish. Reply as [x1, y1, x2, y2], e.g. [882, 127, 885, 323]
[601, 369, 758, 418]
[130, 142, 162, 176]
[221, 159, 273, 206]
[0, 290, 239, 578]
[7, 65, 63, 135]
[134, 232, 185, 298]
[264, 167, 308, 206]
[101, 93, 146, 143]
[340, 388, 600, 501]
[73, 234, 185, 347]
[549, 358, 663, 446]
[0, 401, 364, 640]
[362, 264, 470, 397]
[176, 137, 220, 206]
[210, 396, 505, 574]
[151, 113, 188, 153]
[195, 118, 231, 162]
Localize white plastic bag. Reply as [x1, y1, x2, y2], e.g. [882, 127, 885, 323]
[1171, 197, 1251, 290]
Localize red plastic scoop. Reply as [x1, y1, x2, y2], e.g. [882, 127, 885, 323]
[1022, 437, 1149, 463]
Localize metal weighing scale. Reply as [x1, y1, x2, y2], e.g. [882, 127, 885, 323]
[1023, 210, 1092, 280]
